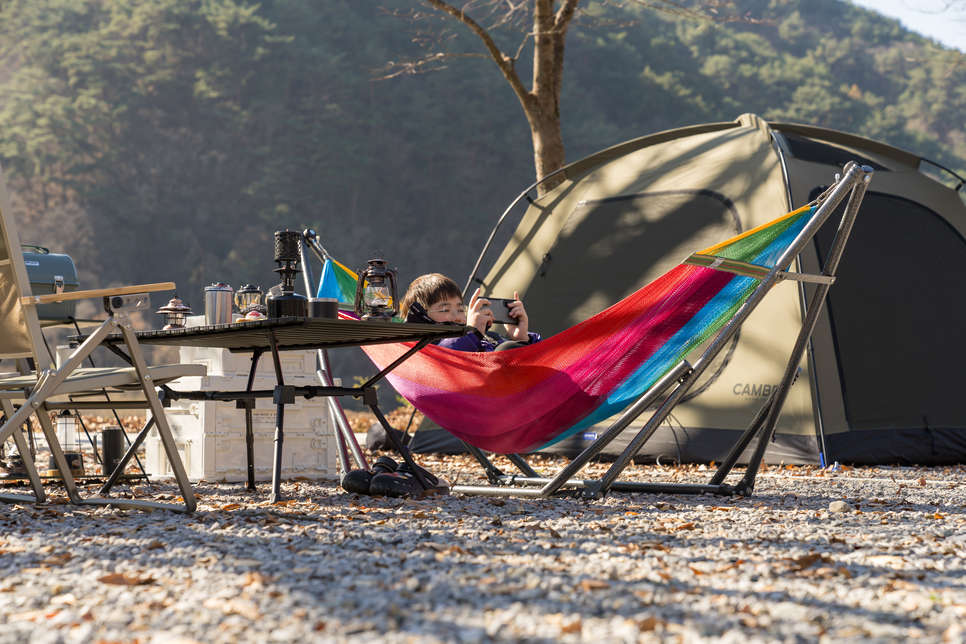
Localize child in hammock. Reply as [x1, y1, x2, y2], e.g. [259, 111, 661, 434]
[400, 273, 540, 351]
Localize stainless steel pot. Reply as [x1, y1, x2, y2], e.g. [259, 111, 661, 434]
[204, 283, 234, 325]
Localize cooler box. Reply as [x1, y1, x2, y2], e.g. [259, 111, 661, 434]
[22, 245, 79, 322]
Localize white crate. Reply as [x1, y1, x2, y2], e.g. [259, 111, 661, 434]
[179, 315, 320, 379]
[175, 345, 319, 380]
[146, 399, 338, 482]
[144, 323, 342, 482]
[146, 426, 337, 483]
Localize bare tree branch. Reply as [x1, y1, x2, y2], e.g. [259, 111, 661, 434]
[423, 0, 532, 106]
[375, 52, 488, 80]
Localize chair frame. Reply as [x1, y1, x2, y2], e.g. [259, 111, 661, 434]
[0, 288, 199, 513]
[0, 169, 198, 513]
[449, 162, 873, 498]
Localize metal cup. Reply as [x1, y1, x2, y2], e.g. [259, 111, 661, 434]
[308, 298, 338, 318]
[204, 283, 234, 325]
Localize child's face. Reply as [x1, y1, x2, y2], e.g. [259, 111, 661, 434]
[426, 296, 466, 324]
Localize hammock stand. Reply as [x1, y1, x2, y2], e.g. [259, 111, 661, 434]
[442, 162, 872, 499]
[309, 163, 872, 499]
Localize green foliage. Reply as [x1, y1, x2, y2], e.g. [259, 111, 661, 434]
[0, 0, 963, 315]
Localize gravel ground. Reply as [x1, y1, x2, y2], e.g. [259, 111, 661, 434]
[1, 455, 965, 643]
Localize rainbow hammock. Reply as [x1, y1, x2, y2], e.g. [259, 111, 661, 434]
[327, 164, 872, 498]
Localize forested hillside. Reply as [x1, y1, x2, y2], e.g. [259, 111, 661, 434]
[1, 0, 963, 316]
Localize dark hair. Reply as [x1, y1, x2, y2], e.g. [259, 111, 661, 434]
[400, 273, 461, 319]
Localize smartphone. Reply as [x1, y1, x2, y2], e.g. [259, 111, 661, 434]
[484, 297, 517, 325]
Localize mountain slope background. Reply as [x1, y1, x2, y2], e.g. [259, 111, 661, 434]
[0, 0, 962, 366]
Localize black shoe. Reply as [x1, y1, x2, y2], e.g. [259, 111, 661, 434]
[340, 456, 397, 495]
[369, 461, 449, 498]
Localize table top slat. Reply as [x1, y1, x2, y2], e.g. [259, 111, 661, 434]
[91, 316, 466, 352]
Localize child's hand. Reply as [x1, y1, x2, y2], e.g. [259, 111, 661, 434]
[466, 288, 494, 334]
[506, 291, 530, 341]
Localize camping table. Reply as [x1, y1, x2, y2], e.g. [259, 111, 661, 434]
[86, 316, 466, 502]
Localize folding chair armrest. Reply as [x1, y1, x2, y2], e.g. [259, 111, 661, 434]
[20, 282, 175, 305]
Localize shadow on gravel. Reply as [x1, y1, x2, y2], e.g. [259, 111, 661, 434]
[2, 472, 964, 640]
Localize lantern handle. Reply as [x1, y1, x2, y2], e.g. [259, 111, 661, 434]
[353, 264, 367, 318]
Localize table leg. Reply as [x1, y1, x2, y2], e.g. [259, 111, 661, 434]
[245, 404, 255, 491]
[271, 402, 285, 503]
[244, 350, 262, 492]
[266, 333, 286, 504]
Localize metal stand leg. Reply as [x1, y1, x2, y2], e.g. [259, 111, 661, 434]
[462, 441, 506, 483]
[242, 349, 262, 491]
[507, 453, 540, 478]
[113, 323, 197, 512]
[267, 332, 287, 504]
[244, 402, 256, 490]
[0, 399, 46, 503]
[271, 401, 285, 503]
[369, 402, 433, 490]
[734, 176, 869, 495]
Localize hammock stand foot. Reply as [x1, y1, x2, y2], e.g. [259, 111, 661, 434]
[452, 476, 739, 499]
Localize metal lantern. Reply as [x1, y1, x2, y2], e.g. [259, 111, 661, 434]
[266, 230, 307, 318]
[51, 410, 84, 477]
[354, 258, 397, 320]
[156, 295, 192, 330]
[234, 284, 265, 317]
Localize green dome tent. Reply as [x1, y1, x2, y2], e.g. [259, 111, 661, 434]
[410, 113, 966, 466]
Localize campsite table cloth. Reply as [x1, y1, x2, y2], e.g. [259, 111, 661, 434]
[88, 316, 466, 502]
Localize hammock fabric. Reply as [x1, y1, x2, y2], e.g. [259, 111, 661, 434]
[347, 204, 816, 455]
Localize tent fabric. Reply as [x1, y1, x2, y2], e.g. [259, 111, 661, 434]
[458, 113, 966, 465]
[360, 205, 814, 455]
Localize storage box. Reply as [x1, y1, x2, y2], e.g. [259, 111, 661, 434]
[145, 400, 338, 483]
[144, 343, 338, 482]
[22, 247, 79, 322]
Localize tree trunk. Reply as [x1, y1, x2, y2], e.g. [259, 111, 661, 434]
[421, 0, 578, 195]
[526, 106, 566, 195]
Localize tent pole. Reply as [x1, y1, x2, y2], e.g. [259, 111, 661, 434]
[772, 131, 832, 468]
[461, 167, 570, 298]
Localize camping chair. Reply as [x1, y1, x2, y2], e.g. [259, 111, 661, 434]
[0, 165, 204, 513]
[353, 162, 874, 498]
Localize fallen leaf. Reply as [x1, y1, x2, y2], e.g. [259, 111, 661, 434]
[638, 616, 661, 632]
[786, 553, 832, 571]
[40, 552, 72, 566]
[560, 618, 582, 634]
[674, 522, 696, 531]
[221, 503, 242, 511]
[579, 579, 610, 591]
[98, 572, 155, 586]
